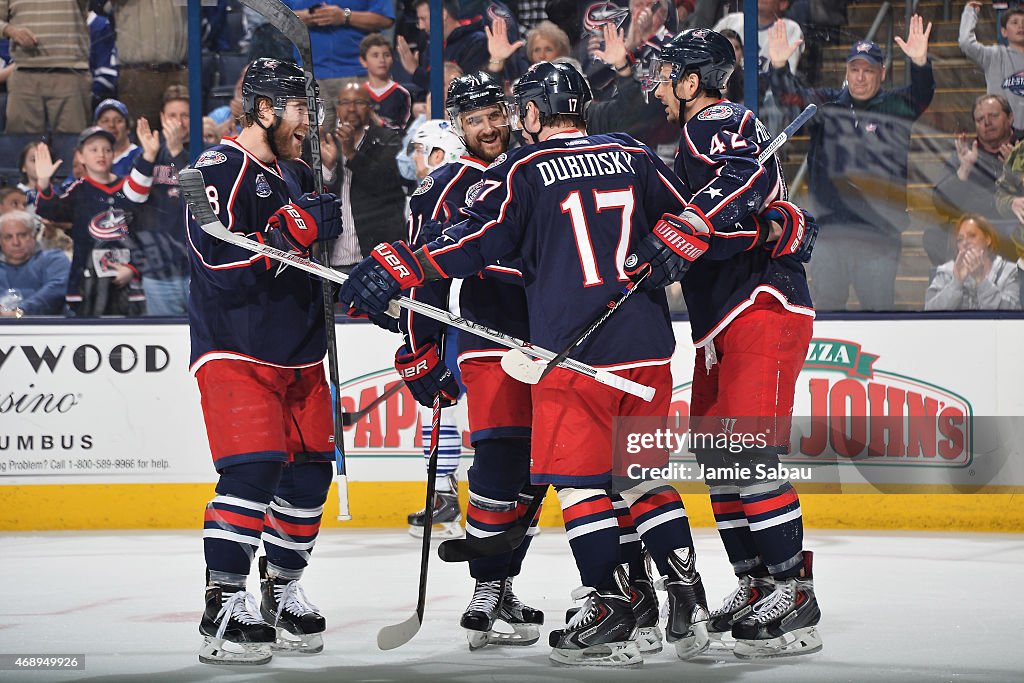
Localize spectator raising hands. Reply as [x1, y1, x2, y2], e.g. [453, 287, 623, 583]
[485, 14, 524, 75]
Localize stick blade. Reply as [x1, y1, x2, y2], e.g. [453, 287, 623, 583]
[500, 349, 545, 384]
[437, 526, 528, 563]
[377, 612, 422, 650]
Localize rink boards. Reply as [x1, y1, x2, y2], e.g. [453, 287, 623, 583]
[1, 318, 1023, 532]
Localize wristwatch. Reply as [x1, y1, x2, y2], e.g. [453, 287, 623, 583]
[342, 7, 352, 25]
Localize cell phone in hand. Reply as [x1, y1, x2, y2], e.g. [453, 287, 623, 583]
[310, 2, 324, 12]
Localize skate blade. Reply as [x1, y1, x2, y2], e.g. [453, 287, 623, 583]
[486, 621, 540, 647]
[549, 640, 643, 668]
[708, 630, 736, 649]
[673, 621, 711, 660]
[733, 626, 823, 660]
[408, 521, 463, 539]
[635, 626, 663, 655]
[199, 636, 272, 665]
[270, 628, 324, 655]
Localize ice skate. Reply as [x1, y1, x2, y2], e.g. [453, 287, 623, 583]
[199, 583, 275, 665]
[408, 474, 463, 539]
[548, 571, 642, 668]
[663, 547, 710, 660]
[490, 577, 543, 646]
[733, 551, 822, 659]
[631, 554, 663, 655]
[259, 557, 326, 655]
[460, 579, 505, 650]
[708, 573, 775, 647]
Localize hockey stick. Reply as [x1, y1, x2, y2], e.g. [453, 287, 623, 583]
[437, 484, 547, 563]
[377, 392, 443, 650]
[500, 265, 651, 386]
[237, 0, 351, 520]
[500, 103, 818, 387]
[340, 381, 403, 426]
[178, 168, 656, 402]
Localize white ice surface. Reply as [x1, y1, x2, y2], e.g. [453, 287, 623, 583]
[2, 528, 1022, 682]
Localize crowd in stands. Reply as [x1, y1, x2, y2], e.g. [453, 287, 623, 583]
[1, 0, 1023, 318]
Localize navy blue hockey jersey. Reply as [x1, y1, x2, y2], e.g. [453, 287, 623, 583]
[404, 155, 529, 358]
[35, 156, 155, 315]
[186, 138, 326, 372]
[364, 81, 412, 132]
[424, 131, 687, 369]
[675, 101, 814, 346]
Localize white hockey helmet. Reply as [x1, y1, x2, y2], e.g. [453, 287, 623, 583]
[410, 119, 466, 171]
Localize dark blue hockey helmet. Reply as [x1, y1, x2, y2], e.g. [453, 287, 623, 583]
[242, 57, 324, 125]
[645, 28, 736, 94]
[445, 72, 509, 139]
[512, 61, 593, 127]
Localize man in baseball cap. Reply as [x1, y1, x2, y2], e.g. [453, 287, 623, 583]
[93, 98, 141, 176]
[845, 40, 886, 102]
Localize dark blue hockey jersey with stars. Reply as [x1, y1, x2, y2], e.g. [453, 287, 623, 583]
[186, 138, 326, 372]
[404, 155, 529, 358]
[674, 100, 814, 346]
[423, 131, 688, 369]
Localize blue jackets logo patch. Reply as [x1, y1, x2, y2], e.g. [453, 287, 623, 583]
[412, 175, 434, 196]
[697, 105, 732, 121]
[194, 150, 227, 168]
[255, 173, 272, 198]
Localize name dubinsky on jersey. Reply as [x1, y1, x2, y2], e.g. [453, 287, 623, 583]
[405, 155, 529, 358]
[186, 139, 326, 372]
[675, 100, 814, 346]
[423, 131, 687, 369]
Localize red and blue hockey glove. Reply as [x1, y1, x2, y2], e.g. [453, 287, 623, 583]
[337, 241, 424, 315]
[625, 212, 710, 288]
[761, 200, 818, 262]
[265, 192, 342, 255]
[395, 342, 459, 408]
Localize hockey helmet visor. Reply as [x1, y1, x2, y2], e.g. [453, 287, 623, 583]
[445, 72, 510, 140]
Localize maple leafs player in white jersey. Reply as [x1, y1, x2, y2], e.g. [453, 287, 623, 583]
[638, 27, 822, 659]
[339, 61, 717, 668]
[187, 58, 342, 665]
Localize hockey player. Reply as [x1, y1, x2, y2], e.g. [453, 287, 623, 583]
[339, 61, 713, 668]
[400, 117, 467, 540]
[638, 28, 822, 658]
[399, 71, 544, 648]
[186, 58, 343, 665]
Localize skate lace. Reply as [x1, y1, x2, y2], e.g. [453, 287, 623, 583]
[215, 590, 264, 639]
[467, 580, 503, 614]
[566, 587, 598, 629]
[274, 580, 320, 620]
[712, 578, 750, 617]
[750, 581, 795, 624]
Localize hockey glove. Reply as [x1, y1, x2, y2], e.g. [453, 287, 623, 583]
[625, 212, 710, 288]
[761, 200, 818, 262]
[337, 241, 425, 315]
[395, 342, 459, 408]
[345, 308, 401, 333]
[265, 192, 342, 255]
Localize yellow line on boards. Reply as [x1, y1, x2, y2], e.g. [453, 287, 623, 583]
[0, 482, 1021, 532]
